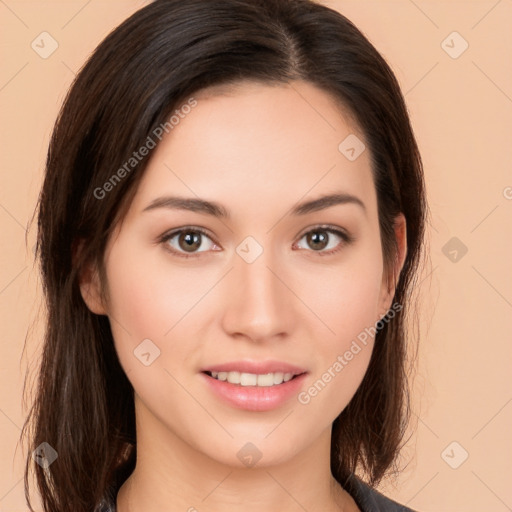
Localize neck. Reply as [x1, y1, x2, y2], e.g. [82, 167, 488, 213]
[116, 397, 356, 512]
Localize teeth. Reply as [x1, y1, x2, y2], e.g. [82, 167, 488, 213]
[273, 372, 284, 384]
[240, 373, 258, 386]
[257, 373, 274, 387]
[226, 371, 240, 384]
[209, 371, 297, 386]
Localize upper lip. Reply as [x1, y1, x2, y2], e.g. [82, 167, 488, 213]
[201, 360, 307, 375]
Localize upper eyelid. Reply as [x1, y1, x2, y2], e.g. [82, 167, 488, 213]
[296, 224, 351, 239]
[160, 226, 218, 244]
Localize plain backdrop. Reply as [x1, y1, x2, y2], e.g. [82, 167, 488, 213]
[0, 1, 511, 511]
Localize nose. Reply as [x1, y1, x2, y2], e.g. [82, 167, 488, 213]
[221, 245, 296, 343]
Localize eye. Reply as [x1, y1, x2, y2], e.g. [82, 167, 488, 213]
[294, 225, 354, 256]
[159, 227, 219, 259]
[158, 224, 354, 259]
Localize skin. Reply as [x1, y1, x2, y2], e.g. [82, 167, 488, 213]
[80, 80, 407, 512]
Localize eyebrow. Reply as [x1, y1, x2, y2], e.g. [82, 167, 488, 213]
[142, 192, 366, 218]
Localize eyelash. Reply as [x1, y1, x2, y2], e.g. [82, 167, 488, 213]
[158, 225, 355, 259]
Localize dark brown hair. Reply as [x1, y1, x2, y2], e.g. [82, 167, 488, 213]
[22, 0, 427, 510]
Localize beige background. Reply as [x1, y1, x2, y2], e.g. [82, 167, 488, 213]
[1, 1, 511, 510]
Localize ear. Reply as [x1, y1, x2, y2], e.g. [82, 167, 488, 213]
[74, 239, 108, 315]
[378, 213, 407, 316]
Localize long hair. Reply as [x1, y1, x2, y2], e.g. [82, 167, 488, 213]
[22, 1, 428, 510]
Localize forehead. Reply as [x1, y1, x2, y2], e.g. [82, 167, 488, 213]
[126, 80, 376, 222]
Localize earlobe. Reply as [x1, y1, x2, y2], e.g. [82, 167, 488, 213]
[379, 213, 407, 314]
[74, 240, 107, 315]
[79, 268, 107, 315]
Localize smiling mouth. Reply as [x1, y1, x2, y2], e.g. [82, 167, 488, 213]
[203, 370, 305, 387]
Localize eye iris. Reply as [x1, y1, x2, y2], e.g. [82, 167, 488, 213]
[179, 231, 201, 252]
[307, 230, 328, 250]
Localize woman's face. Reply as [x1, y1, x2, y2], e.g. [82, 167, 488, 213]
[81, 80, 405, 468]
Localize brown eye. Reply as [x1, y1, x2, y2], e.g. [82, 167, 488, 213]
[160, 227, 218, 258]
[178, 231, 203, 252]
[295, 226, 353, 255]
[306, 230, 329, 251]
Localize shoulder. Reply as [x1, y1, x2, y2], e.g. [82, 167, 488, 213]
[346, 475, 419, 512]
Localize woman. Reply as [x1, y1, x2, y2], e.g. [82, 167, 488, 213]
[22, 0, 428, 511]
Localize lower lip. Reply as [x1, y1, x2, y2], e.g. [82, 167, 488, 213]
[200, 372, 308, 412]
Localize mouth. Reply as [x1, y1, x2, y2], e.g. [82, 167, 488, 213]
[202, 370, 306, 387]
[199, 362, 308, 412]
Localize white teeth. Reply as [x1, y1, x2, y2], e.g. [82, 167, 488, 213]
[273, 372, 284, 384]
[227, 371, 240, 384]
[257, 373, 274, 387]
[240, 373, 257, 386]
[208, 371, 299, 386]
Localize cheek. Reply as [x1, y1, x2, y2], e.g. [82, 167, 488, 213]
[106, 232, 219, 325]
[305, 242, 384, 348]
[325, 271, 382, 344]
[102, 238, 210, 377]
[295, 242, 384, 411]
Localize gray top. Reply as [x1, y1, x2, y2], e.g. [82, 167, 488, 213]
[347, 477, 417, 511]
